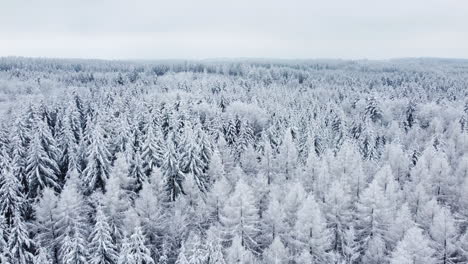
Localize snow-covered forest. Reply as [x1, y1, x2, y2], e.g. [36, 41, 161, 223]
[0, 57, 467, 264]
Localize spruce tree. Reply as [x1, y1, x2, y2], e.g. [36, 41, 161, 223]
[8, 210, 35, 264]
[220, 178, 259, 252]
[127, 226, 154, 264]
[162, 140, 185, 201]
[389, 227, 436, 264]
[88, 206, 118, 264]
[25, 128, 60, 198]
[82, 121, 111, 192]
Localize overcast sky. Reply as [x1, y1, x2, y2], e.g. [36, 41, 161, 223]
[1, 0, 467, 60]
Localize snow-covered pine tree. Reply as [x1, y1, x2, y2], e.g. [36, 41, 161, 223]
[134, 179, 162, 259]
[220, 178, 259, 253]
[429, 206, 458, 264]
[225, 235, 256, 264]
[34, 187, 60, 263]
[88, 206, 118, 264]
[8, 210, 35, 264]
[128, 150, 147, 192]
[34, 247, 53, 264]
[140, 122, 164, 175]
[262, 236, 289, 264]
[205, 226, 226, 264]
[127, 226, 154, 264]
[162, 139, 185, 201]
[389, 227, 436, 264]
[55, 175, 89, 264]
[82, 120, 111, 193]
[25, 125, 60, 198]
[293, 194, 331, 262]
[355, 178, 392, 263]
[0, 162, 25, 226]
[180, 125, 207, 193]
[277, 128, 298, 181]
[323, 180, 353, 257]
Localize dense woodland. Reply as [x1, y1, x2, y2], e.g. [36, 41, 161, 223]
[0, 57, 467, 264]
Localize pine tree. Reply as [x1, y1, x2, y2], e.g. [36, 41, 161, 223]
[355, 179, 392, 263]
[25, 127, 60, 198]
[240, 144, 259, 177]
[82, 121, 111, 192]
[429, 206, 458, 264]
[55, 176, 89, 263]
[333, 141, 365, 201]
[225, 235, 256, 264]
[0, 216, 8, 261]
[221, 178, 259, 252]
[261, 198, 286, 246]
[162, 140, 185, 201]
[205, 226, 226, 264]
[34, 187, 60, 263]
[206, 149, 225, 185]
[389, 227, 436, 264]
[277, 128, 297, 181]
[140, 123, 164, 175]
[8, 210, 35, 264]
[60, 233, 89, 264]
[323, 180, 353, 256]
[88, 206, 118, 264]
[185, 232, 208, 264]
[293, 195, 331, 262]
[0, 163, 24, 226]
[282, 182, 307, 246]
[206, 175, 230, 223]
[262, 236, 289, 264]
[259, 136, 275, 185]
[117, 235, 132, 264]
[128, 150, 147, 192]
[180, 126, 207, 193]
[175, 243, 189, 264]
[134, 179, 162, 259]
[102, 171, 130, 244]
[388, 203, 415, 248]
[34, 247, 53, 264]
[127, 226, 154, 264]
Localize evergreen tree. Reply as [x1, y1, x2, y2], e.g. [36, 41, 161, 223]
[262, 236, 289, 264]
[0, 163, 24, 226]
[429, 206, 458, 264]
[389, 227, 436, 264]
[25, 128, 60, 198]
[220, 178, 259, 252]
[34, 247, 53, 264]
[34, 187, 60, 263]
[88, 206, 118, 264]
[355, 179, 392, 263]
[175, 243, 189, 264]
[225, 235, 256, 264]
[60, 233, 89, 264]
[323, 180, 353, 256]
[205, 226, 226, 264]
[277, 128, 297, 181]
[140, 123, 164, 174]
[127, 226, 154, 264]
[134, 179, 162, 259]
[162, 140, 185, 201]
[293, 195, 331, 262]
[55, 175, 89, 263]
[180, 126, 207, 193]
[128, 150, 147, 192]
[8, 210, 35, 264]
[82, 121, 111, 192]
